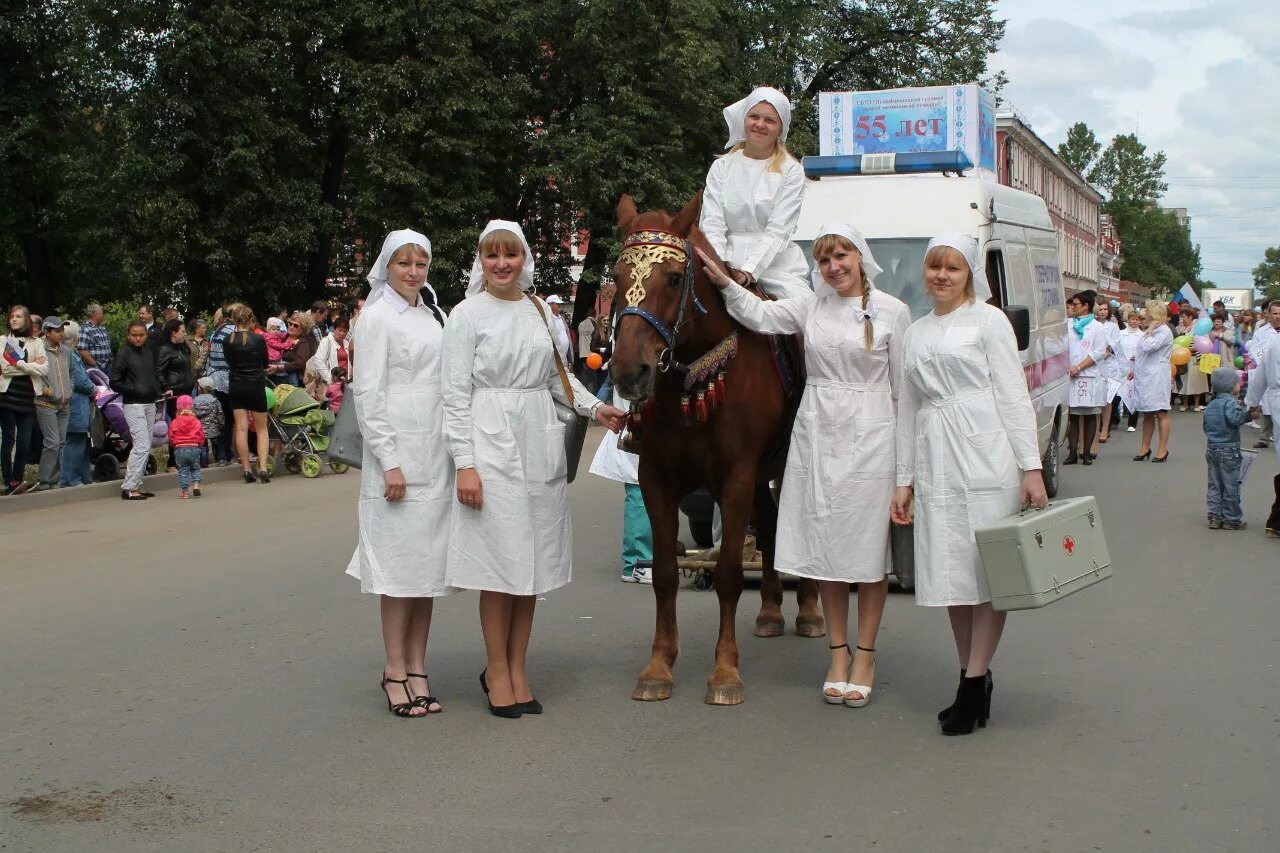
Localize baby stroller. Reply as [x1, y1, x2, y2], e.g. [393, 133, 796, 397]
[264, 382, 347, 478]
[86, 367, 167, 482]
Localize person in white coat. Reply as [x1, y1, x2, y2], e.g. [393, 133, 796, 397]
[1116, 307, 1145, 431]
[1245, 301, 1280, 536]
[1128, 299, 1174, 462]
[1093, 300, 1124, 447]
[1063, 289, 1108, 465]
[345, 229, 455, 718]
[699, 86, 811, 301]
[544, 295, 574, 366]
[696, 223, 910, 709]
[443, 220, 626, 718]
[892, 234, 1048, 736]
[1248, 300, 1278, 449]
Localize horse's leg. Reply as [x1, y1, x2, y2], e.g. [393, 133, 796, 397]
[632, 478, 681, 701]
[751, 482, 786, 638]
[706, 467, 754, 705]
[794, 577, 826, 638]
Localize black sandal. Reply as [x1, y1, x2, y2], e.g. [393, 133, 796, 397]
[380, 675, 425, 718]
[406, 672, 442, 713]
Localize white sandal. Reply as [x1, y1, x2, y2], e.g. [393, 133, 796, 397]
[843, 645, 876, 708]
[823, 643, 850, 705]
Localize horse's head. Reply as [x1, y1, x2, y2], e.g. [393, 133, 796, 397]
[609, 193, 704, 401]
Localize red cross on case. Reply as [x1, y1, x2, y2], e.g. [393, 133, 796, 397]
[1063, 535, 1076, 556]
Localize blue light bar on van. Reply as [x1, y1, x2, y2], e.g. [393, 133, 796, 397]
[802, 150, 973, 178]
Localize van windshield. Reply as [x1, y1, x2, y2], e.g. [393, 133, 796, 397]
[795, 238, 932, 319]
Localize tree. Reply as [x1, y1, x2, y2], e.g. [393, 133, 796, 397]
[1110, 204, 1200, 294]
[1089, 133, 1168, 205]
[1254, 246, 1280, 303]
[1056, 122, 1101, 177]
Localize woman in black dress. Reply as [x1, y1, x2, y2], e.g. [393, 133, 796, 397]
[222, 304, 271, 483]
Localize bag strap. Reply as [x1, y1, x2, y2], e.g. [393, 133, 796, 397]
[527, 294, 574, 406]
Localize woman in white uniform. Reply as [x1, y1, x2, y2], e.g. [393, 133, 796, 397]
[892, 234, 1048, 736]
[1117, 307, 1145, 431]
[1093, 300, 1124, 447]
[1064, 289, 1108, 465]
[345, 229, 455, 718]
[1129, 299, 1174, 462]
[696, 224, 910, 708]
[443, 220, 625, 718]
[699, 86, 811, 301]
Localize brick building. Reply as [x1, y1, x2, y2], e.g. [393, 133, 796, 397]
[996, 111, 1105, 298]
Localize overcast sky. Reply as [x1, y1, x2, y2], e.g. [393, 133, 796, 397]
[993, 0, 1278, 293]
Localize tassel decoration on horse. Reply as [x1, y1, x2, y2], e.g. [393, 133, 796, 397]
[716, 370, 726, 402]
[680, 395, 692, 426]
[695, 390, 708, 422]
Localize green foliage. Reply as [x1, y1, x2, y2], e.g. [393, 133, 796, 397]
[1089, 133, 1169, 205]
[1, 0, 1003, 315]
[1108, 203, 1200, 294]
[1056, 122, 1100, 177]
[1253, 246, 1280, 303]
[100, 301, 143, 351]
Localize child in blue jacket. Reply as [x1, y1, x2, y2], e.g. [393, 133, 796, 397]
[1203, 366, 1253, 530]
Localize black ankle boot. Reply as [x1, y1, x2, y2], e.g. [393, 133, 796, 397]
[938, 669, 993, 723]
[940, 674, 991, 735]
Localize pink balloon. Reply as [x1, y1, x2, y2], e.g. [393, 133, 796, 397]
[1192, 335, 1214, 354]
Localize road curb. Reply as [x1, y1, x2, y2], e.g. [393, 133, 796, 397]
[0, 464, 264, 516]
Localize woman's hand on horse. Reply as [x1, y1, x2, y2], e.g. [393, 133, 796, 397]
[1021, 470, 1049, 509]
[383, 467, 407, 503]
[456, 467, 483, 510]
[595, 404, 626, 432]
[890, 486, 914, 526]
[693, 247, 734, 289]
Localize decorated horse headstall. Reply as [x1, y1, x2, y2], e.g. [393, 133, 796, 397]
[616, 229, 734, 429]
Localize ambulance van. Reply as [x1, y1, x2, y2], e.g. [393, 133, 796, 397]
[796, 151, 1070, 589]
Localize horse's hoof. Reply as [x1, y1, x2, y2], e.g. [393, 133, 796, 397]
[704, 683, 744, 706]
[794, 617, 827, 639]
[632, 679, 673, 701]
[754, 619, 786, 638]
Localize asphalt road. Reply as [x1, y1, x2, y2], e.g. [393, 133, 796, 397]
[2, 417, 1278, 852]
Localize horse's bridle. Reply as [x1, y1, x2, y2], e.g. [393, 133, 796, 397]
[616, 229, 707, 374]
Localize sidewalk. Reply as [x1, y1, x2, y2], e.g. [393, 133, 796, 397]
[0, 464, 255, 516]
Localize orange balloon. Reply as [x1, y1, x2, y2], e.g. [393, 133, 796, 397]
[1171, 362, 1178, 378]
[1170, 345, 1192, 366]
[586, 352, 604, 370]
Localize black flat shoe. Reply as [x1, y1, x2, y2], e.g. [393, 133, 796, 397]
[120, 491, 148, 501]
[1133, 451, 1151, 462]
[1151, 452, 1170, 463]
[1063, 452, 1079, 465]
[1082, 454, 1094, 466]
[480, 669, 523, 718]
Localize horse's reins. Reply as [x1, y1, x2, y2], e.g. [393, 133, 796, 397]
[616, 228, 709, 376]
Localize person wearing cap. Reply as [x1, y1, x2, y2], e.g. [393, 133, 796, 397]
[700, 85, 811, 301]
[696, 222, 911, 709]
[1201, 366, 1251, 530]
[543, 294, 574, 367]
[31, 316, 73, 491]
[894, 234, 1048, 736]
[344, 230, 455, 719]
[442, 220, 626, 718]
[168, 394, 206, 499]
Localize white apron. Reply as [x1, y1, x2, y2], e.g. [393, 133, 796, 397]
[900, 303, 1042, 607]
[441, 293, 599, 596]
[345, 294, 456, 597]
[1067, 318, 1110, 409]
[722, 283, 912, 582]
[1131, 325, 1173, 413]
[700, 151, 811, 300]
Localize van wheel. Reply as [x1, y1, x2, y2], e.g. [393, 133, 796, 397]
[1042, 431, 1060, 498]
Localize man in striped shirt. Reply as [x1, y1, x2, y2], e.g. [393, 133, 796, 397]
[78, 304, 113, 373]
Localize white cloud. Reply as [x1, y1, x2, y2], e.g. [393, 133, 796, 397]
[993, 1, 1280, 289]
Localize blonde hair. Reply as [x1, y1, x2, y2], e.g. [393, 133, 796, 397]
[389, 243, 429, 265]
[722, 140, 794, 174]
[289, 311, 315, 335]
[1145, 299, 1168, 326]
[478, 228, 526, 258]
[813, 233, 873, 351]
[226, 303, 255, 329]
[923, 245, 976, 304]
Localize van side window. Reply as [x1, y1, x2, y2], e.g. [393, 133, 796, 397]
[985, 251, 1007, 308]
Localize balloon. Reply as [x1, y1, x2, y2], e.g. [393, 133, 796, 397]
[586, 352, 604, 370]
[265, 387, 276, 410]
[1193, 317, 1212, 335]
[1168, 301, 1180, 316]
[1192, 335, 1215, 354]
[1235, 356, 1245, 369]
[1171, 362, 1179, 378]
[1171, 345, 1192, 366]
[1110, 299, 1120, 308]
[1173, 334, 1193, 348]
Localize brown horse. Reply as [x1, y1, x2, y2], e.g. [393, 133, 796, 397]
[609, 193, 824, 706]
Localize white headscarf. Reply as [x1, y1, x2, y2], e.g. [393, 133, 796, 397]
[467, 220, 535, 297]
[365, 229, 437, 311]
[810, 222, 884, 299]
[925, 233, 993, 304]
[722, 86, 791, 150]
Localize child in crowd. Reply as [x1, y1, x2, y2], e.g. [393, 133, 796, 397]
[169, 394, 206, 499]
[1203, 366, 1253, 530]
[325, 366, 345, 413]
[263, 316, 289, 367]
[192, 376, 226, 465]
